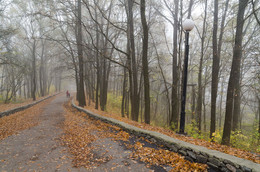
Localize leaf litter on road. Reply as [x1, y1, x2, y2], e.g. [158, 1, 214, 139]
[61, 102, 208, 171]
[0, 96, 55, 140]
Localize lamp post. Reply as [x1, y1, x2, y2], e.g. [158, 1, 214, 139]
[179, 19, 195, 134]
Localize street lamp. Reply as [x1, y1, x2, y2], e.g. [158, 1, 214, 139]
[179, 19, 195, 134]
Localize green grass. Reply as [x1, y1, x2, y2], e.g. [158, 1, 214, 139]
[106, 93, 122, 115]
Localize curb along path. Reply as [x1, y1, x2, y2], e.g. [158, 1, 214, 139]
[0, 92, 60, 118]
[72, 100, 260, 172]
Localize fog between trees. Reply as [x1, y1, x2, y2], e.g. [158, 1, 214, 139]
[0, 0, 259, 147]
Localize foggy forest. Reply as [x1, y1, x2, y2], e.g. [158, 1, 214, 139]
[0, 0, 260, 171]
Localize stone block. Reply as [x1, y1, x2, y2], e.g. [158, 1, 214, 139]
[223, 160, 239, 169]
[226, 164, 236, 172]
[197, 155, 207, 164]
[236, 169, 243, 172]
[220, 167, 230, 172]
[169, 145, 178, 152]
[172, 143, 180, 150]
[200, 151, 209, 158]
[241, 166, 252, 172]
[187, 150, 196, 160]
[150, 138, 157, 143]
[185, 156, 194, 163]
[207, 162, 219, 170]
[209, 157, 222, 167]
[179, 150, 187, 156]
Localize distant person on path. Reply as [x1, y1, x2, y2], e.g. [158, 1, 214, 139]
[66, 90, 70, 98]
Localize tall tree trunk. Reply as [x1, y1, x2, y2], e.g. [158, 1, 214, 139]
[95, 30, 100, 109]
[233, 49, 245, 131]
[121, 66, 127, 117]
[217, 0, 229, 58]
[196, 0, 207, 133]
[41, 39, 47, 96]
[140, 87, 143, 122]
[126, 29, 132, 120]
[32, 39, 36, 101]
[258, 95, 260, 143]
[191, 85, 196, 120]
[94, 0, 100, 110]
[187, 0, 193, 18]
[210, 0, 219, 139]
[170, 0, 179, 129]
[39, 39, 45, 97]
[0, 68, 4, 98]
[23, 78, 26, 99]
[99, 56, 111, 111]
[210, 0, 229, 140]
[99, 57, 105, 110]
[27, 76, 31, 98]
[75, 70, 79, 100]
[219, 78, 224, 129]
[77, 0, 86, 107]
[177, 1, 183, 122]
[232, 87, 241, 131]
[128, 0, 139, 121]
[203, 66, 208, 133]
[222, 0, 248, 145]
[101, 61, 110, 111]
[140, 0, 150, 124]
[11, 67, 16, 102]
[125, 89, 130, 118]
[99, 2, 112, 111]
[58, 71, 62, 92]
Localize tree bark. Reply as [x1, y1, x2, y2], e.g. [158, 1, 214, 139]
[232, 86, 241, 131]
[258, 95, 260, 143]
[191, 85, 196, 120]
[196, 0, 207, 133]
[203, 66, 208, 133]
[219, 78, 224, 129]
[77, 0, 86, 107]
[32, 39, 36, 101]
[210, 0, 229, 140]
[39, 34, 46, 97]
[210, 0, 218, 139]
[128, 0, 139, 121]
[121, 66, 127, 117]
[222, 0, 248, 145]
[95, 14, 100, 110]
[170, 0, 179, 129]
[140, 0, 150, 124]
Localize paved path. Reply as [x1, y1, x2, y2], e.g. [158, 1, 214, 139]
[0, 95, 155, 172]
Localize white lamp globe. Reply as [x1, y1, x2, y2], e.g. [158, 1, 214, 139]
[183, 19, 195, 31]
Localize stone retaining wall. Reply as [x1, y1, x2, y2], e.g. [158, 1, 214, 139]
[72, 100, 260, 172]
[0, 92, 60, 118]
